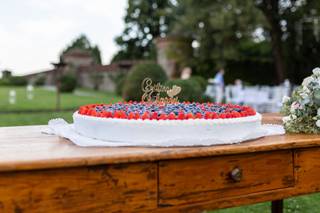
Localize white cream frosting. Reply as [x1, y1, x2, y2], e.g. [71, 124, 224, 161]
[73, 112, 262, 144]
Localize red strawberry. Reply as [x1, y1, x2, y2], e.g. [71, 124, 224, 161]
[178, 112, 185, 120]
[159, 114, 168, 120]
[79, 107, 87, 115]
[101, 111, 108, 117]
[119, 111, 127, 119]
[212, 112, 218, 119]
[134, 112, 140, 120]
[247, 109, 256, 115]
[106, 111, 112, 118]
[186, 113, 194, 119]
[219, 113, 226, 119]
[114, 111, 121, 118]
[168, 112, 176, 120]
[90, 110, 98, 117]
[107, 111, 113, 118]
[204, 112, 212, 119]
[142, 112, 150, 120]
[232, 111, 241, 118]
[226, 113, 232, 118]
[195, 113, 202, 119]
[151, 112, 158, 120]
[240, 111, 247, 117]
[128, 112, 135, 119]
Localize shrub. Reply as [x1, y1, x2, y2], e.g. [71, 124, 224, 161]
[0, 78, 10, 86]
[116, 76, 126, 96]
[8, 76, 27, 86]
[60, 74, 77, 93]
[200, 94, 213, 102]
[165, 79, 204, 102]
[35, 76, 46, 86]
[189, 76, 208, 92]
[122, 62, 167, 101]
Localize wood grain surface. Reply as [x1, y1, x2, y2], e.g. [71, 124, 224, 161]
[0, 114, 320, 172]
[154, 148, 320, 212]
[0, 163, 157, 213]
[294, 147, 320, 192]
[262, 113, 283, 125]
[159, 150, 294, 206]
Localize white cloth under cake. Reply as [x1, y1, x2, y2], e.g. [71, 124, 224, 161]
[43, 119, 285, 147]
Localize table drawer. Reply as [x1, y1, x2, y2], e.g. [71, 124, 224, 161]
[295, 148, 320, 193]
[159, 150, 294, 206]
[0, 163, 157, 213]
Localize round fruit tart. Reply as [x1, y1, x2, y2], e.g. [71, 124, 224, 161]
[73, 102, 262, 144]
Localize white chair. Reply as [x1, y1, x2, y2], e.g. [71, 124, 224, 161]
[205, 79, 216, 98]
[9, 90, 16, 104]
[269, 86, 287, 112]
[215, 85, 224, 103]
[225, 85, 244, 104]
[225, 86, 232, 103]
[256, 90, 271, 112]
[26, 84, 34, 100]
[243, 87, 260, 110]
[231, 85, 244, 104]
[205, 79, 224, 103]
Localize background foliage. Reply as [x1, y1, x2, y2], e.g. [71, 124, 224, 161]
[122, 62, 168, 101]
[114, 0, 320, 85]
[60, 74, 77, 93]
[165, 78, 204, 102]
[61, 34, 102, 65]
[112, 0, 174, 62]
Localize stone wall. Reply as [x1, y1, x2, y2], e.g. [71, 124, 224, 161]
[155, 37, 177, 78]
[77, 70, 128, 92]
[77, 72, 114, 91]
[155, 36, 193, 79]
[25, 70, 56, 86]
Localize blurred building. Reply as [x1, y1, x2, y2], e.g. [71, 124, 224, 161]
[23, 37, 184, 91]
[24, 49, 142, 91]
[155, 37, 178, 78]
[155, 36, 192, 79]
[1, 70, 12, 79]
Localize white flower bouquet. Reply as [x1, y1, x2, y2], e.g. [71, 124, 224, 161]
[281, 67, 320, 133]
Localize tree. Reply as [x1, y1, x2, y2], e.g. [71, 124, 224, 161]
[281, 0, 320, 83]
[170, 0, 320, 83]
[256, 0, 287, 83]
[61, 34, 102, 64]
[114, 1, 320, 84]
[171, 0, 265, 78]
[112, 0, 174, 62]
[256, 0, 320, 83]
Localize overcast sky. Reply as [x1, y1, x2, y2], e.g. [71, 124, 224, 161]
[0, 0, 127, 75]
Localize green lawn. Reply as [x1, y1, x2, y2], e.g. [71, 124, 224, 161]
[0, 86, 320, 212]
[0, 111, 73, 126]
[0, 86, 122, 112]
[214, 193, 320, 213]
[0, 86, 122, 126]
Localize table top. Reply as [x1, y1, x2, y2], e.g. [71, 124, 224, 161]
[0, 114, 319, 172]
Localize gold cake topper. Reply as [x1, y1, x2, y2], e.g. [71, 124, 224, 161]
[141, 78, 181, 103]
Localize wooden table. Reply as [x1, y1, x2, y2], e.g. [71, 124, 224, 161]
[0, 115, 320, 213]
